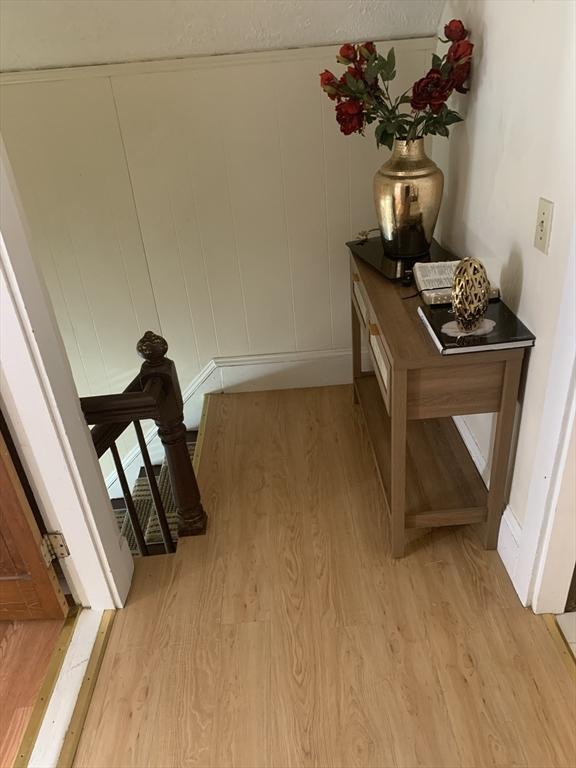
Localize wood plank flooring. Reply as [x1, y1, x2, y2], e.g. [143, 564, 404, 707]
[0, 619, 63, 767]
[74, 386, 576, 768]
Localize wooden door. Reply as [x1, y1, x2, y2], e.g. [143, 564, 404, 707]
[0, 432, 69, 620]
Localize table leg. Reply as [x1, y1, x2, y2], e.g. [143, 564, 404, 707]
[390, 369, 407, 558]
[484, 357, 523, 549]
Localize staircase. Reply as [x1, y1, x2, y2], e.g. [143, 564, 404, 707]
[111, 432, 197, 555]
[80, 331, 207, 557]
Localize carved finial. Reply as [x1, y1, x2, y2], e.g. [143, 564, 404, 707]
[137, 331, 168, 364]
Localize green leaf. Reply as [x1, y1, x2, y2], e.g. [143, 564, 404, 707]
[375, 54, 388, 72]
[375, 122, 387, 140]
[436, 123, 449, 137]
[376, 48, 397, 82]
[364, 61, 378, 84]
[345, 72, 364, 93]
[374, 122, 395, 149]
[443, 110, 463, 126]
[382, 132, 394, 150]
[432, 53, 442, 69]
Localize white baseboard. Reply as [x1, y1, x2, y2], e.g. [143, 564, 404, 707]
[497, 505, 525, 601]
[105, 347, 365, 497]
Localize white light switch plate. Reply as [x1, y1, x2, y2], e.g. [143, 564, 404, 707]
[534, 197, 554, 254]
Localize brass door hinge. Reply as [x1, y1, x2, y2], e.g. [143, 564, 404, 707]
[40, 532, 70, 566]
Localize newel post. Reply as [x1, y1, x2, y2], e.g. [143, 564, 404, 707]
[137, 331, 207, 537]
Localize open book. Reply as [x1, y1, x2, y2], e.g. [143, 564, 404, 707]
[413, 261, 500, 305]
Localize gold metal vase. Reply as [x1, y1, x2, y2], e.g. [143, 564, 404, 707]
[373, 138, 444, 259]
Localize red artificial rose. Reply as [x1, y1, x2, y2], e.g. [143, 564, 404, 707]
[444, 19, 467, 42]
[339, 43, 357, 63]
[410, 68, 453, 113]
[449, 60, 471, 93]
[410, 75, 431, 111]
[447, 39, 474, 64]
[335, 99, 364, 135]
[429, 78, 453, 113]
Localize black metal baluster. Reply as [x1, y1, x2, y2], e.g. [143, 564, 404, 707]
[110, 442, 149, 556]
[133, 421, 175, 554]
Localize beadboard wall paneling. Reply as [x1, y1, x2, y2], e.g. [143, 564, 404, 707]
[0, 40, 434, 480]
[0, 77, 161, 395]
[110, 40, 433, 365]
[0, 77, 161, 477]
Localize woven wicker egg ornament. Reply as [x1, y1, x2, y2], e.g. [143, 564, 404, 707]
[451, 257, 490, 332]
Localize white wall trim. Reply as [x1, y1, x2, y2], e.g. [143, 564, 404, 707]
[514, 237, 576, 610]
[0, 36, 435, 86]
[497, 505, 523, 595]
[531, 392, 575, 614]
[216, 347, 351, 368]
[28, 609, 103, 768]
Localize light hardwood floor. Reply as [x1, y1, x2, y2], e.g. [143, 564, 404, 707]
[0, 619, 63, 767]
[74, 386, 576, 768]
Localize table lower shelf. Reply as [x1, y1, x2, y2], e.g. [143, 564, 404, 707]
[355, 374, 488, 528]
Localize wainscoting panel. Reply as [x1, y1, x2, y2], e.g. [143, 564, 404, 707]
[1, 39, 434, 485]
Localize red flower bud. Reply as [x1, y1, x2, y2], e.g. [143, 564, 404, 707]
[320, 70, 337, 88]
[338, 43, 357, 63]
[447, 40, 474, 64]
[359, 41, 376, 60]
[444, 19, 467, 42]
[449, 61, 471, 93]
[320, 69, 341, 100]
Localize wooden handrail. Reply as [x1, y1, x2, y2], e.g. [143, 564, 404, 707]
[81, 376, 164, 426]
[80, 331, 207, 539]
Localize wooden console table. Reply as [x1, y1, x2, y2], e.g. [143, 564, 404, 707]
[350, 253, 527, 558]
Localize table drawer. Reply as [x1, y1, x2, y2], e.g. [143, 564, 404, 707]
[368, 323, 391, 413]
[352, 273, 369, 326]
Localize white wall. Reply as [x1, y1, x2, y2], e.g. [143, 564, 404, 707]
[0, 0, 443, 72]
[431, 0, 576, 530]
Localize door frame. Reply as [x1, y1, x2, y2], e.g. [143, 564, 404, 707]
[514, 232, 576, 614]
[0, 139, 133, 609]
[531, 375, 575, 614]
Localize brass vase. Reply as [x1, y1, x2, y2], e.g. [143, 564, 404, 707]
[451, 257, 490, 332]
[373, 138, 444, 259]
